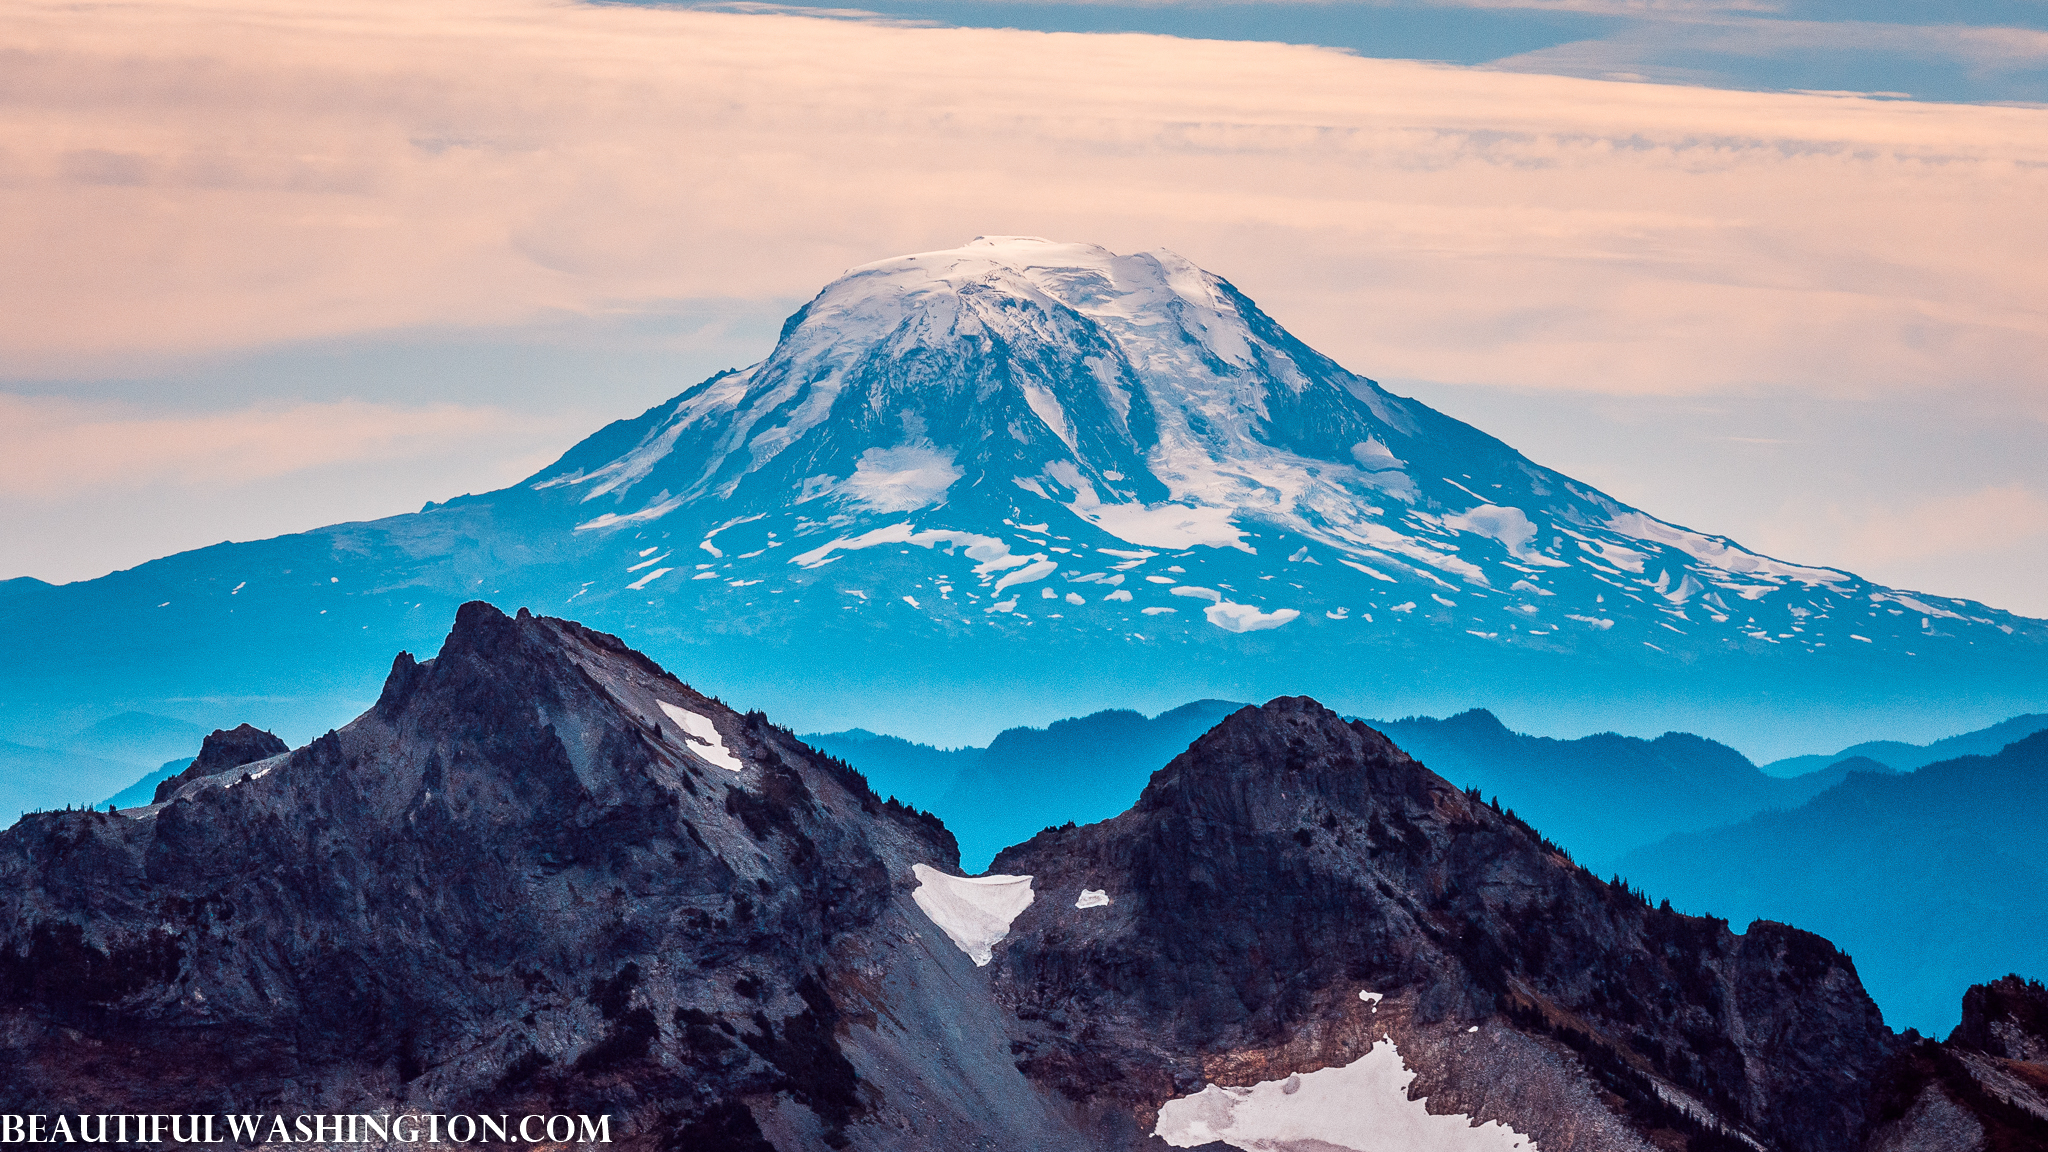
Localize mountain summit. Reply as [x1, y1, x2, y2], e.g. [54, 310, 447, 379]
[0, 238, 2041, 762]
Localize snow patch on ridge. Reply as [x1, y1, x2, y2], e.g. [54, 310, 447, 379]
[1605, 510, 1848, 586]
[1445, 505, 1564, 567]
[1153, 1038, 1533, 1151]
[1205, 601, 1300, 633]
[658, 702, 744, 772]
[790, 523, 1048, 586]
[836, 445, 964, 512]
[911, 864, 1035, 966]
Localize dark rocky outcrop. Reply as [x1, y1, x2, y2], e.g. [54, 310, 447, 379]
[1956, 975, 2048, 1065]
[1865, 976, 2048, 1151]
[0, 603, 1070, 1149]
[992, 698, 1898, 1152]
[150, 723, 289, 803]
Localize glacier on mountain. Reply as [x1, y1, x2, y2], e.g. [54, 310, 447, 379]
[7, 235, 2039, 764]
[526, 234, 1995, 669]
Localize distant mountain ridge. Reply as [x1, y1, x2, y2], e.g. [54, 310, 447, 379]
[1621, 728, 2048, 1034]
[1761, 712, 2048, 778]
[808, 699, 1245, 869]
[814, 699, 1964, 874]
[1375, 709, 1892, 871]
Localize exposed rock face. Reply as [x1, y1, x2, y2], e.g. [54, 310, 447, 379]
[1955, 975, 2048, 1064]
[990, 698, 1898, 1152]
[151, 722, 289, 803]
[0, 608, 2036, 1151]
[1867, 975, 2048, 1152]
[0, 603, 1081, 1149]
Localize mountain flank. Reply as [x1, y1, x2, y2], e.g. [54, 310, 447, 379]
[3, 238, 2042, 791]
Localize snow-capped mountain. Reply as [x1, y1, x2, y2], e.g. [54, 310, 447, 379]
[509, 238, 2042, 727]
[0, 237, 2040, 760]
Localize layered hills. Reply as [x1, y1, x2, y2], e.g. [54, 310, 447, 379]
[2, 238, 2042, 780]
[1621, 730, 2048, 1037]
[2, 603, 2041, 1150]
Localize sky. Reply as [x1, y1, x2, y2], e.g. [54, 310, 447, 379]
[4, 0, 2046, 617]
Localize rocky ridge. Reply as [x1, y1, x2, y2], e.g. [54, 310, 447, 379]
[0, 604, 2038, 1151]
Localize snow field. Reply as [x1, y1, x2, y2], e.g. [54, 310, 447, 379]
[910, 864, 1035, 966]
[1153, 1038, 1534, 1151]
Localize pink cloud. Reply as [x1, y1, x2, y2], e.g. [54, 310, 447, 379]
[2, 0, 2044, 409]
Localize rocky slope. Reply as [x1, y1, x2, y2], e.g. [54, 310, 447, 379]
[990, 697, 1897, 1152]
[0, 604, 2035, 1150]
[0, 602, 1079, 1149]
[1867, 976, 2048, 1152]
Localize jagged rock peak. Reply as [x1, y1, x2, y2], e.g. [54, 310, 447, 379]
[992, 693, 1895, 1152]
[151, 722, 289, 803]
[1952, 973, 2048, 1062]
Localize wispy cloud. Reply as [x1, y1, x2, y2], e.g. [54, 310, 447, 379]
[1753, 485, 2048, 614]
[3, 0, 2045, 410]
[0, 392, 583, 583]
[0, 396, 567, 499]
[1487, 15, 2048, 86]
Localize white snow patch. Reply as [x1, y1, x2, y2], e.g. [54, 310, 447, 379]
[995, 559, 1058, 592]
[903, 595, 920, 608]
[987, 598, 1019, 613]
[574, 492, 687, 532]
[1065, 490, 1253, 554]
[1566, 614, 1615, 630]
[790, 522, 1043, 578]
[1153, 1038, 1533, 1151]
[1339, 559, 1397, 583]
[1872, 590, 1973, 622]
[1105, 589, 1133, 602]
[1606, 511, 1848, 586]
[1390, 602, 1416, 613]
[1351, 438, 1404, 470]
[230, 581, 245, 595]
[1358, 990, 1383, 1005]
[1065, 592, 1085, 606]
[1142, 606, 1178, 615]
[910, 863, 1034, 966]
[1076, 889, 1110, 909]
[1172, 585, 1224, 602]
[658, 702, 744, 772]
[1099, 548, 1156, 560]
[626, 567, 674, 590]
[1206, 601, 1301, 633]
[1443, 505, 1563, 567]
[838, 445, 965, 512]
[630, 551, 673, 571]
[1578, 539, 1648, 573]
